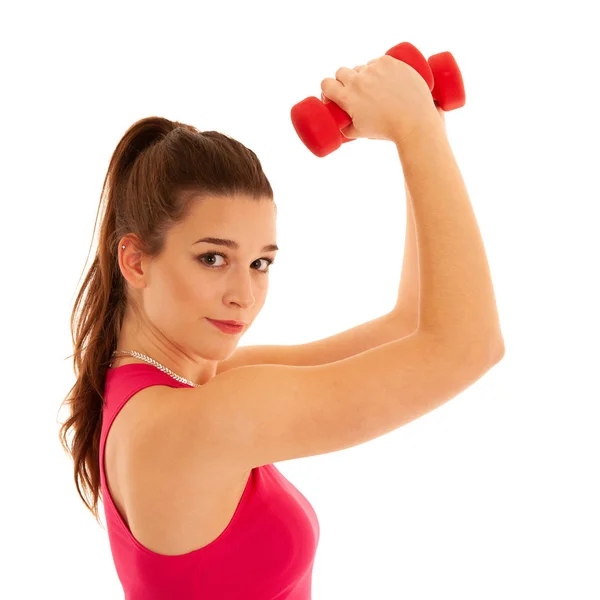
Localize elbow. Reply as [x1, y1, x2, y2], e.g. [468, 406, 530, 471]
[429, 328, 506, 366]
[493, 338, 506, 362]
[478, 325, 506, 364]
[485, 336, 505, 365]
[464, 335, 506, 368]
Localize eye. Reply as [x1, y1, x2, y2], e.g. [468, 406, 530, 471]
[198, 253, 226, 268]
[197, 252, 275, 273]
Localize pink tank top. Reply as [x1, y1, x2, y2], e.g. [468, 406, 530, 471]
[99, 363, 320, 599]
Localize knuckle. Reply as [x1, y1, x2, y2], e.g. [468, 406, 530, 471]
[379, 55, 397, 70]
[335, 66, 350, 79]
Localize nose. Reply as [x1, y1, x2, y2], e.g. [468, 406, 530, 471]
[224, 268, 257, 310]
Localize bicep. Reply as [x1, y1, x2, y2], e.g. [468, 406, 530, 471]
[199, 331, 497, 470]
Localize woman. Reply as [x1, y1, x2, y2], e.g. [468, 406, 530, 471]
[59, 55, 504, 598]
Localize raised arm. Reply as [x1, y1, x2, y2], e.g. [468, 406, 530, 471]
[394, 113, 504, 357]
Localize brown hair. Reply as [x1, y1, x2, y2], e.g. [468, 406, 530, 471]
[58, 116, 274, 526]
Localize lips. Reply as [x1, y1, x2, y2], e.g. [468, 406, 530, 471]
[207, 318, 245, 334]
[210, 319, 245, 327]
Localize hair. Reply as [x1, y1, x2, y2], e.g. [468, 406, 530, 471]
[57, 116, 274, 526]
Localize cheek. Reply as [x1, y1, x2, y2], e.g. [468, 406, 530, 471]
[151, 271, 195, 317]
[166, 265, 201, 299]
[183, 278, 214, 310]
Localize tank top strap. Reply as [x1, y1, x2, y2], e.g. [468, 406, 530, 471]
[103, 363, 192, 417]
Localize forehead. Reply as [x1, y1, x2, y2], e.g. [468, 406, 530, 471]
[178, 194, 277, 243]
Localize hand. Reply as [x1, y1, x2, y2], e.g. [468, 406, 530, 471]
[320, 54, 439, 144]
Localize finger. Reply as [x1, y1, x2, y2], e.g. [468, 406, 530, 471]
[320, 76, 346, 106]
[340, 123, 358, 140]
[353, 64, 367, 72]
[334, 66, 357, 86]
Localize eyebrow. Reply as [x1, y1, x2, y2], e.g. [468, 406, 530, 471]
[193, 237, 279, 253]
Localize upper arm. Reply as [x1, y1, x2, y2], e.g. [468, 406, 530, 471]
[173, 331, 502, 470]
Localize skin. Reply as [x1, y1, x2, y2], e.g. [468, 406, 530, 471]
[327, 62, 447, 132]
[114, 194, 278, 386]
[359, 61, 448, 129]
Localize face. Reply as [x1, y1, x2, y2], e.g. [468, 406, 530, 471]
[115, 194, 278, 385]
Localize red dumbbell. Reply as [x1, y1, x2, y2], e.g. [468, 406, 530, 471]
[290, 42, 465, 158]
[426, 50, 465, 112]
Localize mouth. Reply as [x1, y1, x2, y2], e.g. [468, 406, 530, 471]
[209, 319, 245, 327]
[206, 318, 245, 334]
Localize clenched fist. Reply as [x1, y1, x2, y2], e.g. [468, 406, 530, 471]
[321, 55, 441, 144]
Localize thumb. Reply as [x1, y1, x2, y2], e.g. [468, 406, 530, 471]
[320, 78, 358, 139]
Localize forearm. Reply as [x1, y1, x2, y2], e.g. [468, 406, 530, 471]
[393, 182, 419, 329]
[394, 118, 504, 353]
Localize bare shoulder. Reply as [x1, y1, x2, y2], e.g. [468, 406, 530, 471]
[137, 382, 248, 478]
[110, 383, 252, 553]
[146, 331, 501, 473]
[126, 382, 251, 495]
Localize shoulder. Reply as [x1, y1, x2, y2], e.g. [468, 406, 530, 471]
[133, 379, 248, 479]
[112, 382, 251, 550]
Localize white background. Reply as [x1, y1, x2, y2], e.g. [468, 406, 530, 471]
[1, 0, 599, 598]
